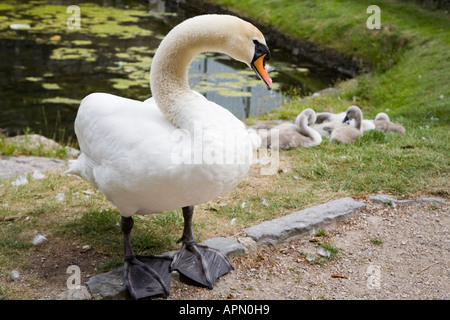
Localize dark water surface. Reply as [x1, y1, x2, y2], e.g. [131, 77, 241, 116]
[0, 0, 341, 141]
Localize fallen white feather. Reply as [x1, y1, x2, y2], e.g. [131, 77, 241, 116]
[33, 234, 47, 246]
[55, 193, 65, 201]
[11, 176, 28, 187]
[11, 270, 21, 280]
[32, 170, 46, 180]
[317, 247, 331, 258]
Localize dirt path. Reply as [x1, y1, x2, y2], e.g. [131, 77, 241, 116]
[17, 196, 448, 300]
[166, 198, 449, 300]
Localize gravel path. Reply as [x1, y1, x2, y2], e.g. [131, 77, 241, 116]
[166, 199, 449, 300]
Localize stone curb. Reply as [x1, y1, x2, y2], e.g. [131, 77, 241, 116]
[368, 194, 445, 206]
[244, 197, 365, 246]
[0, 156, 67, 179]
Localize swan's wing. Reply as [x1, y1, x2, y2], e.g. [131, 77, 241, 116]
[75, 93, 174, 164]
[72, 93, 180, 213]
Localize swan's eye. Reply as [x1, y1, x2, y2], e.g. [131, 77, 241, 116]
[253, 39, 264, 54]
[252, 39, 270, 61]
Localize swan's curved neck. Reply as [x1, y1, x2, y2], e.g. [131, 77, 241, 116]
[149, 31, 202, 119]
[354, 113, 363, 131]
[149, 15, 256, 127]
[296, 114, 321, 142]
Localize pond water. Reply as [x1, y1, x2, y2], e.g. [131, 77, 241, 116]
[0, 0, 341, 142]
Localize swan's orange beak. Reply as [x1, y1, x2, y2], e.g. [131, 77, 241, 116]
[252, 54, 272, 90]
[251, 40, 272, 90]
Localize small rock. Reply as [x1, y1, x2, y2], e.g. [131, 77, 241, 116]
[57, 286, 92, 300]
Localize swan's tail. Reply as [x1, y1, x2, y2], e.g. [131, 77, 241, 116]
[62, 153, 99, 188]
[62, 153, 89, 177]
[62, 159, 82, 176]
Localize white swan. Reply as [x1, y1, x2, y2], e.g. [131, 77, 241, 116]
[259, 108, 322, 150]
[329, 105, 364, 144]
[312, 106, 375, 137]
[66, 14, 272, 299]
[374, 112, 406, 133]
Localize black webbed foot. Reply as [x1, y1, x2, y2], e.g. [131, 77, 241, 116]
[121, 216, 172, 299]
[124, 254, 172, 299]
[170, 239, 233, 289]
[170, 206, 233, 288]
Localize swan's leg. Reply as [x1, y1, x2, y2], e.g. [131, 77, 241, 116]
[122, 216, 172, 299]
[170, 206, 233, 289]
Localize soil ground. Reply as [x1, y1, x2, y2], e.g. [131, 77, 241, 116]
[8, 196, 448, 300]
[165, 198, 449, 300]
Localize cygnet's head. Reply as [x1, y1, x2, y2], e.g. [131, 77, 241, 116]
[375, 112, 390, 121]
[343, 105, 362, 123]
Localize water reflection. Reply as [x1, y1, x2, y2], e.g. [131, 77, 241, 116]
[189, 54, 282, 119]
[0, 0, 337, 141]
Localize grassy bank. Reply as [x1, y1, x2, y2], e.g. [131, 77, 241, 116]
[0, 0, 448, 299]
[209, 0, 449, 120]
[208, 0, 449, 197]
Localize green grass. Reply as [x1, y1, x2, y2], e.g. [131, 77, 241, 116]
[370, 238, 384, 245]
[283, 127, 448, 196]
[209, 0, 449, 67]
